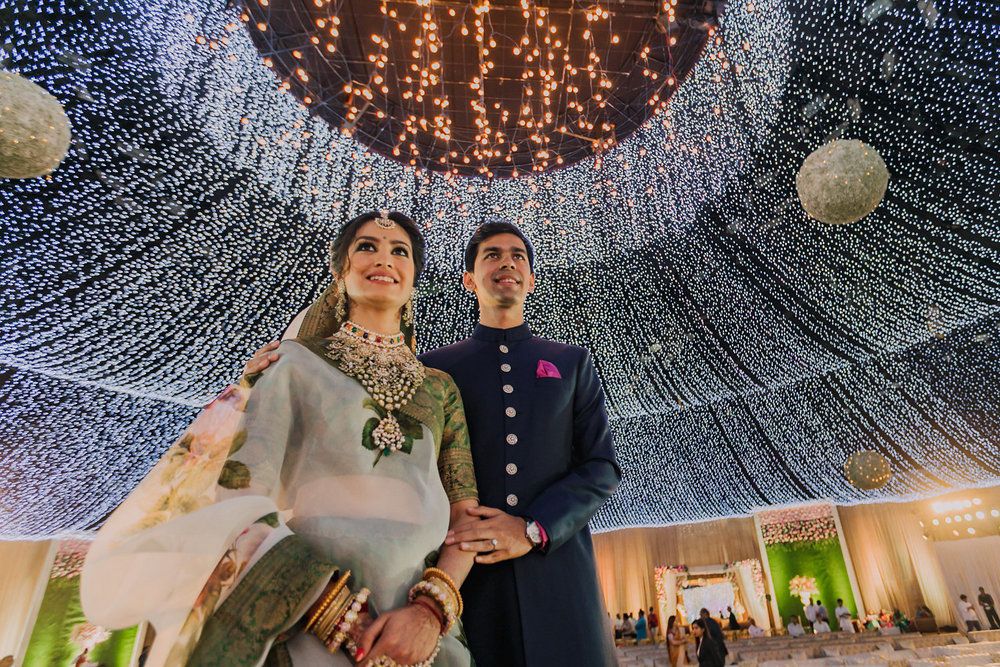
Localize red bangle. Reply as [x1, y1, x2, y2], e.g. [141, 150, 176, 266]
[411, 595, 447, 634]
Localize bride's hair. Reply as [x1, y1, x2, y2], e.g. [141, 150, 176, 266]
[329, 210, 427, 282]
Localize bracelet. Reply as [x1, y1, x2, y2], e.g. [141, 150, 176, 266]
[408, 580, 457, 633]
[422, 567, 464, 617]
[305, 570, 352, 633]
[367, 637, 442, 667]
[326, 588, 370, 652]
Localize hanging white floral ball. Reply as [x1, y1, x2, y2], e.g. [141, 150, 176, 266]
[796, 139, 888, 225]
[844, 449, 892, 491]
[0, 71, 72, 179]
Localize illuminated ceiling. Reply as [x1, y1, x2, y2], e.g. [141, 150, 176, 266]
[1, 0, 998, 536]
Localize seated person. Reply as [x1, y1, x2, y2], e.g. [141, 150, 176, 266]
[813, 618, 831, 633]
[727, 606, 740, 631]
[787, 616, 806, 637]
[892, 608, 911, 632]
[747, 618, 766, 637]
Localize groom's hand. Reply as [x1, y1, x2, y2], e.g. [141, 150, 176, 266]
[242, 340, 281, 379]
[444, 506, 532, 564]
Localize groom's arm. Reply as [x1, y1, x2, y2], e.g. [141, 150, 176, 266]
[524, 349, 621, 552]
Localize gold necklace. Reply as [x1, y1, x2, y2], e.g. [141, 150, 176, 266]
[325, 321, 425, 455]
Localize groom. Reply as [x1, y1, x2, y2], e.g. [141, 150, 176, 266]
[245, 220, 620, 664]
[421, 221, 620, 665]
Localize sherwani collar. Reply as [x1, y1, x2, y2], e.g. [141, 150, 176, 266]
[471, 322, 533, 342]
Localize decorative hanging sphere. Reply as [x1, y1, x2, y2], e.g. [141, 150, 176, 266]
[844, 450, 892, 491]
[0, 71, 72, 179]
[239, 0, 722, 178]
[796, 139, 888, 224]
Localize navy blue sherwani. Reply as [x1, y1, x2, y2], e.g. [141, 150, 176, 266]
[421, 323, 621, 666]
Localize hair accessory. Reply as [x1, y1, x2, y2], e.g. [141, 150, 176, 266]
[375, 209, 396, 229]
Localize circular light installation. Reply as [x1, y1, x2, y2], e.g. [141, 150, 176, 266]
[844, 449, 892, 491]
[796, 139, 888, 225]
[0, 71, 71, 179]
[238, 0, 723, 178]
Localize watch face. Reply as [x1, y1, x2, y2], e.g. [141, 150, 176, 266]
[526, 521, 542, 545]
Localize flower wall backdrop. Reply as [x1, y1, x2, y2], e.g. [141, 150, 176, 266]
[1, 0, 999, 536]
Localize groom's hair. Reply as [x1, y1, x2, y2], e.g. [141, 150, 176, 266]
[464, 220, 535, 272]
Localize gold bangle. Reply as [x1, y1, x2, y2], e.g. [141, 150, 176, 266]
[305, 570, 352, 633]
[423, 568, 463, 617]
[315, 586, 353, 641]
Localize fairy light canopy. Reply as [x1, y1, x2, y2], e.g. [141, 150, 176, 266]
[1, 0, 998, 537]
[239, 0, 722, 177]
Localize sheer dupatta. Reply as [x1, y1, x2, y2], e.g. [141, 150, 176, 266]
[81, 376, 334, 667]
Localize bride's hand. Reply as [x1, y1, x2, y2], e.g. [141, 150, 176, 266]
[356, 602, 441, 665]
[242, 340, 280, 379]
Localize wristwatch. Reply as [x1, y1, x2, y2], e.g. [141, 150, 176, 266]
[525, 519, 543, 550]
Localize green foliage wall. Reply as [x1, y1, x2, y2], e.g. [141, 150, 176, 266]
[765, 538, 857, 631]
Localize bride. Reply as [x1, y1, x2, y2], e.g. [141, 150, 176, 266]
[82, 210, 480, 666]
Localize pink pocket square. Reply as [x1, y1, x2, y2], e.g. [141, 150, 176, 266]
[536, 359, 562, 379]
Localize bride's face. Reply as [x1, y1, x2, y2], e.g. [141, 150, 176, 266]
[342, 219, 415, 315]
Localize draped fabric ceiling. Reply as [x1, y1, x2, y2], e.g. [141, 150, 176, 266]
[1, 0, 999, 536]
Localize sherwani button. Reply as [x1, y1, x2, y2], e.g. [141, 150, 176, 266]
[506, 434, 518, 445]
[503, 384, 514, 394]
[506, 494, 518, 507]
[506, 463, 518, 475]
[499, 344, 509, 353]
[505, 407, 517, 418]
[501, 363, 512, 372]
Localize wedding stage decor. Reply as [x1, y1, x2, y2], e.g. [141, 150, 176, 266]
[6, 539, 143, 667]
[654, 559, 771, 629]
[755, 503, 861, 630]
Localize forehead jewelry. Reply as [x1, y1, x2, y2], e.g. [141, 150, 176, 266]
[374, 210, 396, 230]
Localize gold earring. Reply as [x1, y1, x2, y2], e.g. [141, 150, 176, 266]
[402, 298, 414, 327]
[335, 278, 348, 323]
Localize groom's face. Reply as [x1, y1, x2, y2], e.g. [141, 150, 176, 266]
[463, 233, 535, 310]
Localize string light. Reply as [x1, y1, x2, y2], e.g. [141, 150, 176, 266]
[0, 0, 998, 536]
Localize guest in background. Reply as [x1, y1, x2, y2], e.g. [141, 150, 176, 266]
[747, 618, 766, 638]
[615, 613, 624, 642]
[813, 617, 831, 633]
[804, 598, 818, 627]
[623, 613, 637, 643]
[691, 619, 725, 667]
[666, 615, 688, 667]
[649, 606, 661, 644]
[787, 616, 806, 637]
[726, 606, 740, 631]
[835, 598, 855, 633]
[636, 609, 649, 643]
[960, 594, 983, 632]
[979, 586, 1000, 630]
[815, 599, 829, 623]
[698, 608, 727, 660]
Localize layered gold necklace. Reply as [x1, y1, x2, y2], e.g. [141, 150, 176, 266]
[325, 321, 425, 456]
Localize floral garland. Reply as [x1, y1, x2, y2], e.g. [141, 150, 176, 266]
[50, 539, 91, 579]
[730, 559, 766, 600]
[654, 565, 688, 605]
[761, 516, 837, 545]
